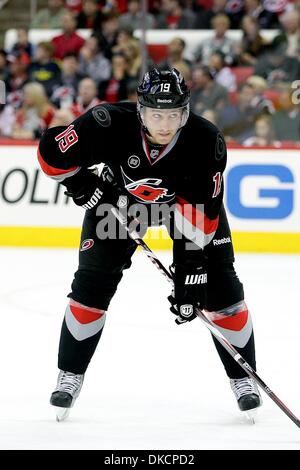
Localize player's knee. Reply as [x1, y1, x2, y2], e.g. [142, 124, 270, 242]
[65, 299, 106, 341]
[207, 300, 253, 348]
[70, 269, 123, 310]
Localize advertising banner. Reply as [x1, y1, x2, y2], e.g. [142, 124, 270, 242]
[0, 142, 299, 251]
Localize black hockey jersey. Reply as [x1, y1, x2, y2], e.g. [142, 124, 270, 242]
[38, 102, 227, 257]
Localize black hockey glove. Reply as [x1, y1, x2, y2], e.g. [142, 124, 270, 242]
[168, 264, 207, 325]
[62, 165, 118, 210]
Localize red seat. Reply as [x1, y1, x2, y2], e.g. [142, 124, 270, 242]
[230, 67, 254, 86]
[147, 44, 168, 63]
[229, 91, 238, 104]
[263, 89, 281, 110]
[280, 141, 300, 147]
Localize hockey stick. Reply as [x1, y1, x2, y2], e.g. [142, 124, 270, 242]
[112, 207, 300, 428]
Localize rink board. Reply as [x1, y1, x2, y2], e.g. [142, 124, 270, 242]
[0, 141, 299, 252]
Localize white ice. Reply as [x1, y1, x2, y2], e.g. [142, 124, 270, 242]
[0, 247, 300, 450]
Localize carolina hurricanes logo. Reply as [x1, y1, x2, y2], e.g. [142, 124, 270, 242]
[80, 239, 94, 251]
[121, 167, 175, 203]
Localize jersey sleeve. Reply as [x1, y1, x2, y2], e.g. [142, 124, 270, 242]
[173, 131, 227, 262]
[37, 104, 123, 182]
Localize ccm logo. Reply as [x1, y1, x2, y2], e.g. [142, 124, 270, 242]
[226, 164, 294, 219]
[185, 274, 207, 285]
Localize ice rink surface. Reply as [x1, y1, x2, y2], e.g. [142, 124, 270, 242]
[0, 247, 300, 450]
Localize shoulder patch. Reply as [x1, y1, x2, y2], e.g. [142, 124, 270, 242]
[92, 106, 111, 128]
[215, 133, 226, 161]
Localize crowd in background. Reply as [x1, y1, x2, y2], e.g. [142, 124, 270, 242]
[0, 0, 300, 146]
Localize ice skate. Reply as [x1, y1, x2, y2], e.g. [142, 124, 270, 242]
[230, 377, 262, 423]
[50, 370, 84, 422]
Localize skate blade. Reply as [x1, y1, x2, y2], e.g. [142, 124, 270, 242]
[53, 406, 71, 422]
[243, 408, 258, 424]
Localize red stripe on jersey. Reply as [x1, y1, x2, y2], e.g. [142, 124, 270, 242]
[213, 309, 248, 331]
[69, 299, 105, 324]
[37, 147, 78, 177]
[176, 196, 219, 235]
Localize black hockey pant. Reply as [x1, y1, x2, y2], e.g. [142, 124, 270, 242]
[57, 208, 256, 378]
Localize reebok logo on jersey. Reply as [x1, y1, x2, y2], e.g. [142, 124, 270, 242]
[82, 188, 103, 210]
[185, 274, 207, 285]
[213, 237, 231, 246]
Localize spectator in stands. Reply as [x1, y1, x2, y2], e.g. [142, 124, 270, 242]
[194, 13, 236, 65]
[201, 108, 218, 125]
[195, 0, 226, 28]
[126, 78, 139, 102]
[48, 107, 76, 127]
[190, 64, 229, 117]
[0, 104, 15, 137]
[119, 0, 156, 29]
[148, 0, 163, 15]
[243, 0, 279, 29]
[158, 37, 192, 79]
[71, 77, 102, 116]
[208, 50, 237, 92]
[122, 39, 143, 78]
[0, 49, 9, 82]
[218, 82, 264, 143]
[10, 29, 34, 59]
[52, 12, 86, 60]
[51, 52, 86, 108]
[5, 51, 30, 110]
[65, 0, 83, 14]
[11, 82, 55, 139]
[195, 0, 243, 29]
[271, 10, 300, 60]
[243, 115, 280, 147]
[272, 84, 300, 143]
[173, 60, 192, 82]
[98, 52, 130, 102]
[254, 46, 300, 85]
[246, 75, 275, 114]
[78, 35, 111, 84]
[30, 0, 68, 29]
[76, 0, 103, 29]
[156, 0, 197, 29]
[111, 28, 134, 55]
[28, 42, 61, 97]
[96, 10, 120, 60]
[235, 15, 270, 66]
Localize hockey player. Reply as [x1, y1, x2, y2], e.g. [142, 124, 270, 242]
[38, 68, 262, 421]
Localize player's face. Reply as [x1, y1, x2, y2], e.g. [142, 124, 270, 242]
[144, 107, 182, 145]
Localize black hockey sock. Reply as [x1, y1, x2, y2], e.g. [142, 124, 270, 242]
[57, 299, 106, 374]
[212, 331, 256, 379]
